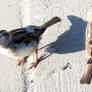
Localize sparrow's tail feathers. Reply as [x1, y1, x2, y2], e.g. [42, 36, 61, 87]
[35, 16, 61, 37]
[87, 9, 92, 23]
[80, 58, 92, 84]
[41, 16, 61, 29]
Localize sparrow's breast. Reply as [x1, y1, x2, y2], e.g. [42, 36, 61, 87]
[0, 41, 37, 57]
[11, 41, 37, 57]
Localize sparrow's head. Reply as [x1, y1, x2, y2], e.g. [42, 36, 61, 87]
[0, 30, 10, 47]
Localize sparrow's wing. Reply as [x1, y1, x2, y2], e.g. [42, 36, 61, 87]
[10, 28, 35, 43]
[9, 26, 45, 44]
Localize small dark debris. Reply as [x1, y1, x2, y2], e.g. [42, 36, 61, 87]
[30, 80, 34, 83]
[62, 63, 72, 70]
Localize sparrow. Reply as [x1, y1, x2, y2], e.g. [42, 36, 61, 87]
[0, 17, 61, 69]
[80, 9, 92, 84]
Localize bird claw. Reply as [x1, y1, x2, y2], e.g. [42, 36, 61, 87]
[28, 55, 44, 70]
[28, 62, 38, 70]
[16, 56, 28, 66]
[16, 59, 24, 66]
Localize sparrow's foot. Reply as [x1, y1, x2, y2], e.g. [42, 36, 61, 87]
[16, 56, 28, 66]
[28, 55, 43, 70]
[28, 62, 38, 70]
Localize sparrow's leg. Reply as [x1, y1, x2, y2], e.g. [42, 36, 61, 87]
[28, 49, 42, 70]
[16, 56, 28, 66]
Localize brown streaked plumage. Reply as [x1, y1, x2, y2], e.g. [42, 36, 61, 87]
[80, 59, 92, 84]
[80, 9, 92, 84]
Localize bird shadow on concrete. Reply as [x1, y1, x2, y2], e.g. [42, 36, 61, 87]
[39, 15, 87, 60]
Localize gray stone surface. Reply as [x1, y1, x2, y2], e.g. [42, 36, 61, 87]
[0, 0, 92, 92]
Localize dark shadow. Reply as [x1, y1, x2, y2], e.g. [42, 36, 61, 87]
[40, 15, 87, 54]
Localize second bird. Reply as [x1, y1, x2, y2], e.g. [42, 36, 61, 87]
[80, 9, 92, 84]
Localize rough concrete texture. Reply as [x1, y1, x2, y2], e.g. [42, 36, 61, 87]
[0, 0, 92, 92]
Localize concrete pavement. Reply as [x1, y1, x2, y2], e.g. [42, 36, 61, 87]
[0, 0, 92, 92]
